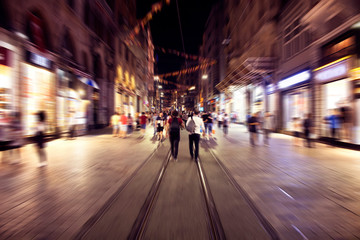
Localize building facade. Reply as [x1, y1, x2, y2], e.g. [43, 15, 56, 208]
[0, 0, 153, 139]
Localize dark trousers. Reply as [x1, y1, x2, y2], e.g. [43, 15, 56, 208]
[263, 129, 270, 144]
[304, 129, 311, 147]
[223, 126, 228, 135]
[170, 134, 180, 158]
[189, 133, 200, 159]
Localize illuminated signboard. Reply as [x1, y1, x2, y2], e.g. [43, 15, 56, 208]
[26, 51, 52, 70]
[314, 59, 349, 83]
[278, 70, 311, 89]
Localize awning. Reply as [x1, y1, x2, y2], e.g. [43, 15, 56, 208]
[216, 57, 276, 93]
[78, 77, 100, 89]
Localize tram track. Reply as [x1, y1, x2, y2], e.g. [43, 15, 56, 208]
[202, 139, 280, 240]
[128, 145, 226, 240]
[75, 137, 227, 240]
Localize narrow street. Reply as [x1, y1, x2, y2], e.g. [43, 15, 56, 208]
[1, 125, 360, 239]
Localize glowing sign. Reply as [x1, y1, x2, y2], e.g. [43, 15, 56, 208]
[314, 60, 348, 82]
[278, 70, 311, 89]
[26, 51, 52, 69]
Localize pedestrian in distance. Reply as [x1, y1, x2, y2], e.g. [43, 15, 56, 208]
[152, 112, 158, 137]
[156, 112, 165, 142]
[110, 112, 120, 137]
[186, 109, 205, 162]
[202, 112, 209, 137]
[223, 113, 229, 136]
[127, 113, 133, 136]
[263, 112, 272, 146]
[207, 111, 214, 138]
[303, 113, 314, 148]
[67, 107, 76, 140]
[35, 111, 48, 167]
[247, 113, 259, 146]
[166, 110, 185, 161]
[140, 112, 147, 138]
[119, 112, 128, 138]
[217, 111, 223, 129]
[292, 117, 301, 146]
[324, 109, 340, 141]
[8, 112, 23, 164]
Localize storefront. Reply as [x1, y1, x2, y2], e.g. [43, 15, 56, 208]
[266, 84, 277, 115]
[232, 88, 246, 123]
[0, 46, 15, 115]
[252, 85, 264, 114]
[278, 70, 311, 131]
[22, 50, 56, 135]
[314, 57, 353, 140]
[56, 69, 92, 136]
[351, 67, 360, 144]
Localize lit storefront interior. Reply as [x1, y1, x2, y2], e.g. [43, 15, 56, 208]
[314, 57, 353, 141]
[22, 61, 55, 135]
[279, 70, 311, 131]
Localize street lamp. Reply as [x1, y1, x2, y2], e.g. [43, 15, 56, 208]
[154, 76, 159, 81]
[202, 74, 208, 80]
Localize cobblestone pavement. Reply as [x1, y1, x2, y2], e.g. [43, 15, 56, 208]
[207, 124, 360, 239]
[0, 127, 159, 239]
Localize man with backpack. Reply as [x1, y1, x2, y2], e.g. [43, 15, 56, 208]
[186, 110, 205, 162]
[166, 110, 184, 161]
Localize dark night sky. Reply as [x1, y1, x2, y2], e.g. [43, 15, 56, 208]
[137, 0, 218, 77]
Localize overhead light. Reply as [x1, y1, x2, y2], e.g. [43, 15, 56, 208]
[352, 21, 360, 29]
[189, 86, 196, 91]
[15, 31, 28, 40]
[202, 74, 208, 80]
[158, 85, 162, 89]
[154, 76, 159, 81]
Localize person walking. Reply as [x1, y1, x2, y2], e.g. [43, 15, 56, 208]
[324, 109, 340, 140]
[156, 112, 165, 142]
[202, 112, 209, 137]
[263, 112, 272, 146]
[119, 112, 128, 138]
[207, 112, 213, 138]
[292, 117, 301, 146]
[217, 112, 223, 128]
[223, 113, 229, 136]
[67, 108, 76, 140]
[127, 113, 133, 136]
[303, 113, 314, 148]
[152, 112, 158, 137]
[140, 112, 147, 138]
[247, 113, 259, 146]
[110, 112, 120, 137]
[8, 112, 23, 164]
[35, 111, 47, 167]
[166, 110, 184, 161]
[186, 110, 205, 162]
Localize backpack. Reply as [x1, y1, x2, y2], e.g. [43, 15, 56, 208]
[170, 118, 180, 135]
[186, 116, 196, 134]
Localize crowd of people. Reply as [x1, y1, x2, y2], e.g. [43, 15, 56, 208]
[1, 105, 354, 168]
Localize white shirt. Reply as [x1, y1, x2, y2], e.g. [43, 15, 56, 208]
[218, 114, 224, 121]
[186, 115, 205, 135]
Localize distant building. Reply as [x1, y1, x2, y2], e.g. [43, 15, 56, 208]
[199, 1, 226, 113]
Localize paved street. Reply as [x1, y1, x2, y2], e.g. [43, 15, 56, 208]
[0, 128, 159, 239]
[1, 124, 360, 239]
[208, 124, 360, 239]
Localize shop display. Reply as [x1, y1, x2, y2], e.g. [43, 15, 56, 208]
[22, 63, 55, 135]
